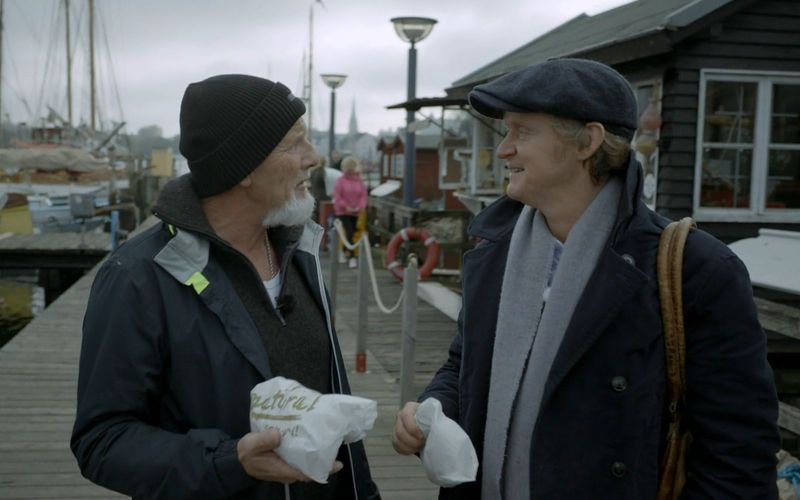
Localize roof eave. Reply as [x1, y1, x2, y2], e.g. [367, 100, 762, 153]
[446, 0, 747, 93]
[664, 0, 733, 29]
[445, 29, 674, 95]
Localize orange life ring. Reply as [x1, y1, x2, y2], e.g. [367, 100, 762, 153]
[385, 227, 440, 282]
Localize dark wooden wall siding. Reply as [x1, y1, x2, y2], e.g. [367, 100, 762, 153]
[657, 66, 699, 220]
[654, 0, 800, 239]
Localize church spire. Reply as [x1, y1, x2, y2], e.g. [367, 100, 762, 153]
[348, 99, 358, 136]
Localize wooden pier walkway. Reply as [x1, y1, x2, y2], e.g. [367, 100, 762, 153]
[0, 226, 456, 499]
[0, 232, 110, 270]
[331, 257, 456, 500]
[0, 264, 123, 499]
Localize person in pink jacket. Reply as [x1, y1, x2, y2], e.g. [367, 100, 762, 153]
[332, 156, 368, 268]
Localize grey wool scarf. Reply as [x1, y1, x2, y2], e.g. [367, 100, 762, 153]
[482, 178, 622, 500]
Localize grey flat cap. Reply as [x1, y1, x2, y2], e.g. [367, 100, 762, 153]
[468, 58, 639, 139]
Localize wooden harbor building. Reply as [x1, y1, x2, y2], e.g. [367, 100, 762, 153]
[392, 0, 800, 243]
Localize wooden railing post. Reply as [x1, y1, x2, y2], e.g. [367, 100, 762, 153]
[399, 254, 418, 407]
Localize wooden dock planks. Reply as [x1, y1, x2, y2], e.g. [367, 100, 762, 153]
[0, 232, 110, 252]
[331, 259, 454, 500]
[0, 264, 123, 499]
[0, 232, 110, 270]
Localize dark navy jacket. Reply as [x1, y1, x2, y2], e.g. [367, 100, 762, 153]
[422, 157, 779, 499]
[71, 177, 380, 500]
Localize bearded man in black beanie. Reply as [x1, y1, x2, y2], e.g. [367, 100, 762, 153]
[71, 74, 381, 500]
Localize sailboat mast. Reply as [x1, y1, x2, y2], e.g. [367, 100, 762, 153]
[307, 4, 313, 140]
[65, 0, 73, 126]
[89, 0, 96, 134]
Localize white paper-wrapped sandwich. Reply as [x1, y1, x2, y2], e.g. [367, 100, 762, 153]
[416, 397, 479, 487]
[249, 376, 377, 483]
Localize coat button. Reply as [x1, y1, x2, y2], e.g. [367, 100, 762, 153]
[621, 253, 636, 266]
[611, 376, 627, 392]
[611, 461, 628, 478]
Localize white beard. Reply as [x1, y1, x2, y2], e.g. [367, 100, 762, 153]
[261, 192, 316, 228]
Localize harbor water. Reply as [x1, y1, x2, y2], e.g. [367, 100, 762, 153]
[0, 275, 45, 347]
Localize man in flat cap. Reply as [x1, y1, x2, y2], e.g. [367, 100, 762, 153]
[393, 58, 778, 498]
[72, 74, 380, 500]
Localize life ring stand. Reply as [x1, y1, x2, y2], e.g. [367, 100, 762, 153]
[385, 227, 439, 282]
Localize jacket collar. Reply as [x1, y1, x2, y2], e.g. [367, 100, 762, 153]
[467, 196, 524, 242]
[468, 154, 644, 244]
[152, 174, 219, 241]
[611, 153, 645, 242]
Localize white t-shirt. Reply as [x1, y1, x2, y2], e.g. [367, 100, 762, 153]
[262, 271, 283, 308]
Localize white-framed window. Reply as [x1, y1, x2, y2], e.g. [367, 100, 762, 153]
[694, 69, 800, 222]
[439, 138, 469, 189]
[381, 153, 389, 178]
[438, 108, 471, 190]
[392, 152, 404, 179]
[469, 117, 504, 195]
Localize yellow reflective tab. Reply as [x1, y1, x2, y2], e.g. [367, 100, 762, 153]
[167, 224, 176, 235]
[184, 272, 209, 294]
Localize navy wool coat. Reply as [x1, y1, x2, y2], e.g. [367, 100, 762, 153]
[422, 157, 779, 499]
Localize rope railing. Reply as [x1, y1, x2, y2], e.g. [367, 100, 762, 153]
[330, 218, 421, 402]
[332, 218, 405, 314]
[333, 218, 361, 252]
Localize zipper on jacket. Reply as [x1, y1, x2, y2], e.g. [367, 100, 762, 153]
[271, 238, 302, 327]
[310, 228, 360, 500]
[274, 306, 286, 326]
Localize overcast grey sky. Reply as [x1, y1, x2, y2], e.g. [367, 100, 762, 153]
[1, 0, 632, 138]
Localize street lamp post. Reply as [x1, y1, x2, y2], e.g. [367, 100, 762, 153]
[320, 73, 347, 168]
[391, 16, 437, 208]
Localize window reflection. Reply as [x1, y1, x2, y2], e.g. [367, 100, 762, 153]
[703, 82, 757, 144]
[700, 147, 752, 208]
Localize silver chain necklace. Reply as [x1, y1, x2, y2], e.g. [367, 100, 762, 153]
[264, 232, 276, 279]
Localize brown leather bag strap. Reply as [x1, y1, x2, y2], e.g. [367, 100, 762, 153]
[657, 217, 696, 417]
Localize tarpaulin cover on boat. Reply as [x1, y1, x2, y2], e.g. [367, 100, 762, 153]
[0, 148, 108, 172]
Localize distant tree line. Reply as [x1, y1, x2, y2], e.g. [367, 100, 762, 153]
[119, 125, 179, 158]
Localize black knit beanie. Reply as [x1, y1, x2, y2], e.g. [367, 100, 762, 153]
[179, 74, 306, 198]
